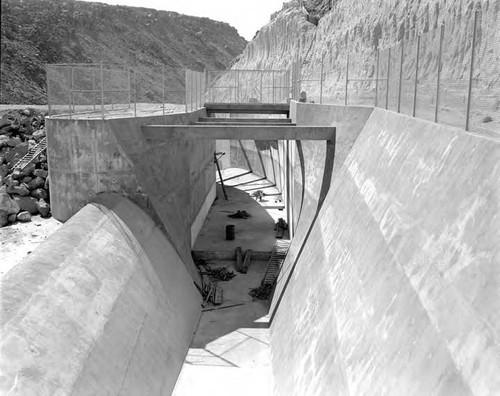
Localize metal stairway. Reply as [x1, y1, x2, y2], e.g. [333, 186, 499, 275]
[11, 137, 47, 170]
[262, 239, 290, 286]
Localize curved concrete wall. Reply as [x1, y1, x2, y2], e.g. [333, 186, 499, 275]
[0, 195, 201, 395]
[270, 105, 500, 395]
[46, 109, 215, 274]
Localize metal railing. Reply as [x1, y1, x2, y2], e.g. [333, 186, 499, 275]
[206, 69, 291, 103]
[46, 63, 200, 119]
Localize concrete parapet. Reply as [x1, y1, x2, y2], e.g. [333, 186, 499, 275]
[0, 195, 201, 395]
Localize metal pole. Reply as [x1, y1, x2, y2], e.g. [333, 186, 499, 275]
[375, 48, 380, 107]
[385, 48, 391, 109]
[272, 71, 275, 103]
[162, 68, 165, 116]
[91, 69, 96, 111]
[184, 69, 188, 113]
[435, 24, 445, 123]
[214, 153, 228, 200]
[412, 35, 421, 117]
[236, 70, 240, 103]
[465, 10, 478, 131]
[345, 54, 349, 106]
[127, 68, 131, 109]
[46, 66, 52, 116]
[133, 69, 137, 117]
[397, 40, 404, 113]
[319, 56, 324, 104]
[260, 71, 263, 102]
[100, 62, 105, 119]
[68, 67, 73, 119]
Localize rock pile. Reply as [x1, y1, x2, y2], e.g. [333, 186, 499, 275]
[0, 108, 51, 227]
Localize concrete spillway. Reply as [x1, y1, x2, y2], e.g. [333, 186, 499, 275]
[1, 101, 499, 395]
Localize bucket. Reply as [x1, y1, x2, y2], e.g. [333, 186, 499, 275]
[226, 224, 235, 240]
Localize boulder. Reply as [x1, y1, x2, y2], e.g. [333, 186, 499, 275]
[33, 168, 48, 178]
[17, 211, 32, 222]
[7, 137, 22, 148]
[27, 176, 44, 190]
[13, 195, 38, 214]
[3, 175, 19, 187]
[0, 185, 20, 214]
[21, 176, 33, 184]
[33, 129, 46, 141]
[36, 198, 51, 217]
[31, 188, 48, 200]
[0, 211, 8, 227]
[8, 213, 17, 224]
[0, 164, 7, 178]
[5, 142, 28, 164]
[44, 176, 49, 191]
[18, 163, 36, 178]
[7, 184, 30, 196]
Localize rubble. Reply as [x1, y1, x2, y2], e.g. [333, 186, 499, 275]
[0, 108, 51, 227]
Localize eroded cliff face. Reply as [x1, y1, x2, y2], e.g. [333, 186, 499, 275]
[233, 0, 499, 104]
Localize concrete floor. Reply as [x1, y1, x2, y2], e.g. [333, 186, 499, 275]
[174, 168, 286, 395]
[193, 168, 288, 255]
[173, 260, 273, 396]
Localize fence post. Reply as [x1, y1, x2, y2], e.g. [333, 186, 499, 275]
[385, 48, 391, 109]
[46, 66, 52, 116]
[412, 35, 421, 117]
[133, 69, 137, 117]
[162, 68, 165, 116]
[92, 69, 96, 111]
[375, 48, 380, 107]
[465, 10, 478, 131]
[100, 62, 105, 119]
[319, 56, 324, 104]
[68, 66, 73, 119]
[272, 70, 275, 103]
[397, 40, 404, 113]
[435, 24, 444, 123]
[345, 54, 349, 106]
[127, 68, 131, 109]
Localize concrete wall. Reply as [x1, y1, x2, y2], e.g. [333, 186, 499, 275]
[47, 109, 215, 274]
[270, 106, 500, 395]
[0, 195, 201, 395]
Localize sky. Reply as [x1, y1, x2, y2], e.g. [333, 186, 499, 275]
[77, 0, 285, 41]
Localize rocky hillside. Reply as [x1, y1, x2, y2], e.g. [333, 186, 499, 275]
[0, 0, 247, 104]
[234, 0, 499, 106]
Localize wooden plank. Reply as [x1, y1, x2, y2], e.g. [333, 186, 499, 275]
[195, 121, 297, 126]
[236, 247, 243, 272]
[205, 102, 289, 114]
[240, 249, 252, 274]
[142, 125, 336, 141]
[198, 117, 292, 123]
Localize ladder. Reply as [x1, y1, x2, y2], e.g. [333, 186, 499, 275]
[11, 137, 47, 171]
[262, 239, 290, 285]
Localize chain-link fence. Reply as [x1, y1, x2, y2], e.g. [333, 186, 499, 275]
[46, 63, 200, 119]
[206, 69, 290, 103]
[361, 9, 497, 135]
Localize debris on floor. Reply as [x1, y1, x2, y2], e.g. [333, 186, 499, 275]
[249, 283, 274, 300]
[240, 249, 252, 274]
[251, 190, 265, 201]
[227, 209, 251, 218]
[274, 218, 288, 239]
[205, 265, 236, 281]
[195, 259, 225, 305]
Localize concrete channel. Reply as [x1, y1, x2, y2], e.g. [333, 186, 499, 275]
[1, 101, 499, 395]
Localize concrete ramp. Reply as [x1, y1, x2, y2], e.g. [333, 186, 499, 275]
[270, 106, 500, 395]
[0, 195, 201, 395]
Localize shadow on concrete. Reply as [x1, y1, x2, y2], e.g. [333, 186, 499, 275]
[269, 139, 336, 324]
